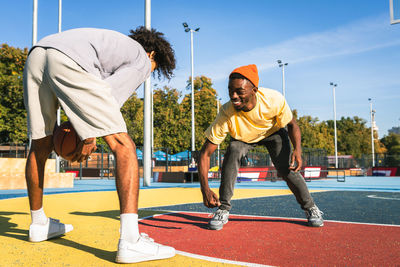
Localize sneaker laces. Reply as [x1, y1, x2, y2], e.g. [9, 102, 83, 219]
[209, 209, 227, 220]
[139, 233, 154, 243]
[306, 207, 323, 218]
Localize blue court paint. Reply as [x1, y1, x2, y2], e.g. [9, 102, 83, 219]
[1, 176, 399, 200]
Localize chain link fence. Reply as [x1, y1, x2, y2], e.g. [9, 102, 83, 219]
[1, 143, 399, 179]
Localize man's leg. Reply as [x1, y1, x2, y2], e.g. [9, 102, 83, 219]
[103, 133, 139, 214]
[219, 140, 253, 210]
[262, 129, 323, 227]
[26, 136, 53, 210]
[208, 140, 252, 230]
[103, 133, 175, 263]
[26, 136, 73, 241]
[262, 129, 314, 209]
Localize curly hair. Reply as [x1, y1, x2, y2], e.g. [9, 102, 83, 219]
[129, 26, 176, 80]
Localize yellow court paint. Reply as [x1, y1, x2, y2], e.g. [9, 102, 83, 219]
[0, 187, 297, 266]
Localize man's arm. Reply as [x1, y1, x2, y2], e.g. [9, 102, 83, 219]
[286, 118, 302, 172]
[198, 139, 221, 208]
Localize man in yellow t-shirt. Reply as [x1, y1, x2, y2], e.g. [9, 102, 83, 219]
[198, 64, 323, 230]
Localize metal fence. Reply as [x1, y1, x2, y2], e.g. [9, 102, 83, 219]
[1, 143, 399, 178]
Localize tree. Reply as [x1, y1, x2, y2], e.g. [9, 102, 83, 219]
[380, 133, 400, 166]
[334, 116, 370, 158]
[121, 93, 144, 147]
[182, 76, 221, 151]
[152, 86, 189, 153]
[0, 44, 28, 143]
[297, 115, 334, 154]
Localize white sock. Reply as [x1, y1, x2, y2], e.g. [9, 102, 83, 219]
[120, 213, 139, 243]
[31, 207, 48, 225]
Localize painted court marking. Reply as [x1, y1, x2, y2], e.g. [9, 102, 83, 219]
[176, 250, 271, 267]
[367, 194, 400, 201]
[138, 211, 400, 266]
[140, 213, 271, 266]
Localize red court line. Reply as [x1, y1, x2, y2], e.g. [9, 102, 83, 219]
[139, 212, 400, 266]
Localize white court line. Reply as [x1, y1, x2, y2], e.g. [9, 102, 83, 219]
[367, 194, 400, 201]
[140, 209, 400, 227]
[176, 250, 273, 267]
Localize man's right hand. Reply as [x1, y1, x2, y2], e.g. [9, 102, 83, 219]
[202, 188, 221, 208]
[69, 137, 97, 162]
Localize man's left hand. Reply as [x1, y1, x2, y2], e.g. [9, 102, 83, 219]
[289, 148, 302, 172]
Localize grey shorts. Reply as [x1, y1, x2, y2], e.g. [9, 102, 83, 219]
[23, 47, 127, 140]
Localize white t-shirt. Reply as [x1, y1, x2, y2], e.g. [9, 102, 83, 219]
[33, 28, 151, 107]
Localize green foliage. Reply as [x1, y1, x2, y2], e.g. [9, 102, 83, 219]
[335, 116, 370, 158]
[0, 44, 28, 143]
[182, 76, 229, 151]
[153, 86, 188, 153]
[298, 115, 379, 158]
[380, 133, 400, 166]
[121, 92, 144, 146]
[297, 115, 334, 154]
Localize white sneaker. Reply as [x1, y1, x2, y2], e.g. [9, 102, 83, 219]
[305, 206, 324, 227]
[29, 217, 73, 242]
[115, 233, 175, 264]
[208, 209, 230, 230]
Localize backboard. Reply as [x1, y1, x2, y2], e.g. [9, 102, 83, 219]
[390, 0, 400, 24]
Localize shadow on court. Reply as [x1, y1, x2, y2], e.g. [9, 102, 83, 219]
[49, 238, 115, 263]
[145, 191, 400, 225]
[139, 212, 308, 230]
[0, 211, 29, 241]
[70, 209, 172, 221]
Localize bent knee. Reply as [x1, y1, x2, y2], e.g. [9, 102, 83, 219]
[103, 132, 135, 153]
[228, 141, 248, 155]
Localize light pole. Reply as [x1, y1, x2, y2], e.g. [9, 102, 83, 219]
[368, 98, 375, 167]
[143, 0, 152, 186]
[330, 82, 338, 169]
[55, 0, 62, 173]
[29, 0, 38, 150]
[217, 98, 221, 168]
[277, 60, 288, 98]
[183, 22, 200, 155]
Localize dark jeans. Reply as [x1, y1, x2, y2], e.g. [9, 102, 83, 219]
[219, 128, 315, 211]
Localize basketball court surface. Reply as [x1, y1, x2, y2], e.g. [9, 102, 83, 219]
[1, 177, 399, 266]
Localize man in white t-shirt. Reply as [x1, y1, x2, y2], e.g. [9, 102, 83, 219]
[24, 27, 176, 263]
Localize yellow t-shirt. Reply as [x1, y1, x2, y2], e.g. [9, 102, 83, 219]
[205, 87, 293, 145]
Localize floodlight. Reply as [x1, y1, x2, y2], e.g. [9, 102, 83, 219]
[195, 27, 200, 32]
[183, 22, 188, 28]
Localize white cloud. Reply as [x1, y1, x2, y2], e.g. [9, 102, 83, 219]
[194, 14, 400, 82]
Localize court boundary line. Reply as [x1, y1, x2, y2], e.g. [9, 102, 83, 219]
[139, 210, 400, 227]
[367, 194, 400, 200]
[138, 210, 399, 266]
[176, 250, 272, 267]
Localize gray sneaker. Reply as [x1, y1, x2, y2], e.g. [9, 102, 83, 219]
[305, 206, 324, 227]
[208, 209, 229, 230]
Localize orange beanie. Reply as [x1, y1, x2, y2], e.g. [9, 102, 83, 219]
[230, 64, 259, 87]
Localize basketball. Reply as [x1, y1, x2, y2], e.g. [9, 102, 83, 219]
[53, 121, 80, 160]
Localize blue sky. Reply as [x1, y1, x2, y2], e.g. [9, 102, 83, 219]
[1, 0, 399, 137]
